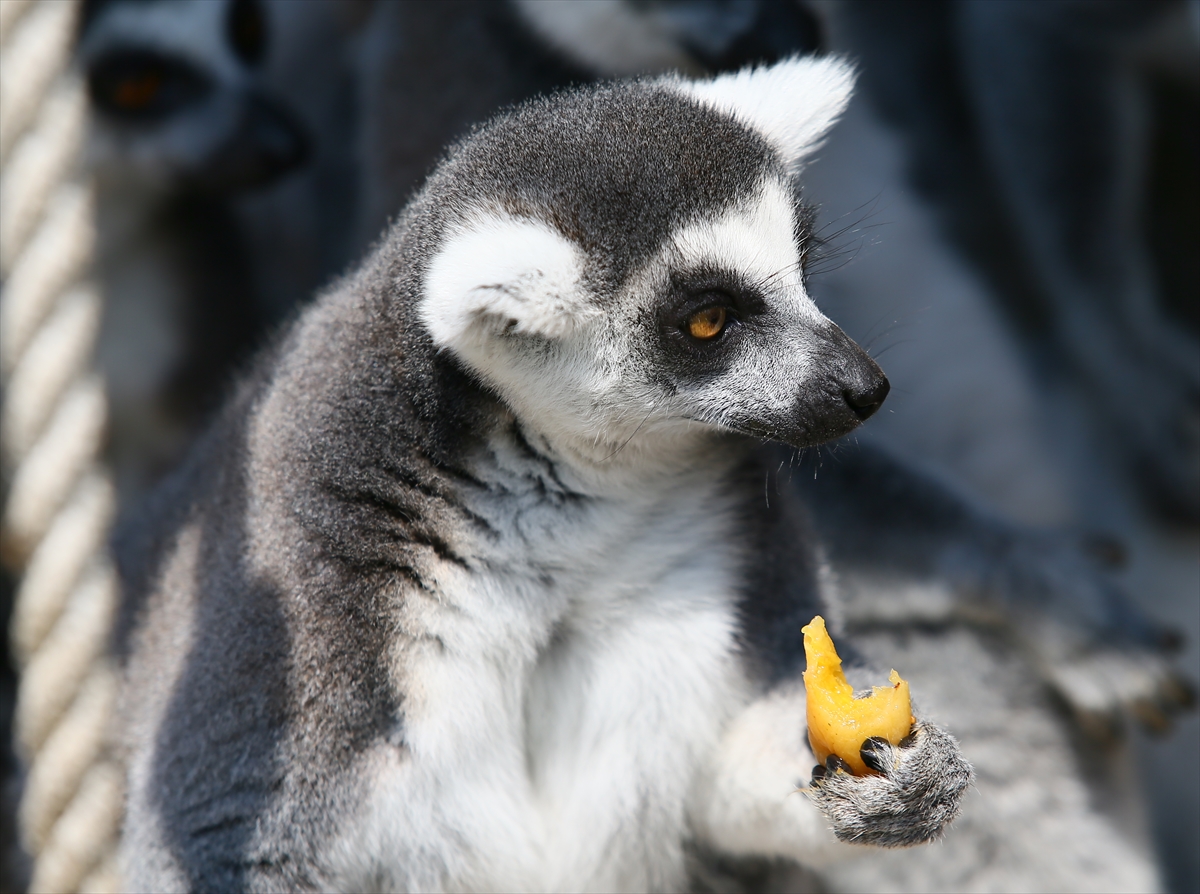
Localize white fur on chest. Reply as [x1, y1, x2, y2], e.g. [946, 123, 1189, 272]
[330, 433, 754, 892]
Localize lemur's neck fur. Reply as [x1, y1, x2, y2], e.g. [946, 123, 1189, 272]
[443, 407, 755, 616]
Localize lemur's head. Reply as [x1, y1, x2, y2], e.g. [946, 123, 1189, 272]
[78, 0, 337, 192]
[418, 57, 887, 461]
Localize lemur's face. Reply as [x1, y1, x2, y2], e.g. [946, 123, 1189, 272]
[625, 175, 888, 449]
[79, 0, 310, 192]
[421, 57, 885, 458]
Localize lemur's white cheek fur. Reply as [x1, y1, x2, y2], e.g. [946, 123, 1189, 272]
[421, 212, 590, 352]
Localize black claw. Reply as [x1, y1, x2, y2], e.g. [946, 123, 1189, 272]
[1162, 675, 1197, 710]
[899, 729, 919, 749]
[825, 754, 853, 775]
[811, 764, 828, 783]
[1132, 699, 1173, 736]
[1081, 532, 1129, 569]
[860, 737, 892, 773]
[1075, 708, 1124, 745]
[1157, 627, 1185, 653]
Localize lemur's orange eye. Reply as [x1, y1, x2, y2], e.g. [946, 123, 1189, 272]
[112, 71, 163, 110]
[687, 306, 727, 340]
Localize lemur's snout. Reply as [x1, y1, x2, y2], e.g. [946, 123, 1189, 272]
[788, 324, 891, 445]
[819, 321, 889, 420]
[196, 94, 309, 192]
[844, 375, 890, 421]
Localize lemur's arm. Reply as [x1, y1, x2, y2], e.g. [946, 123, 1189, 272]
[782, 441, 1193, 730]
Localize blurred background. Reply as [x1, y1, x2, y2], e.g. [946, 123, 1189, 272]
[0, 0, 1196, 890]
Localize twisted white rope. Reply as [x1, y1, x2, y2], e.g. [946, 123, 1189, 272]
[1, 1, 123, 891]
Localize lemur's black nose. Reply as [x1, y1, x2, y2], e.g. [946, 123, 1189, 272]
[843, 376, 890, 421]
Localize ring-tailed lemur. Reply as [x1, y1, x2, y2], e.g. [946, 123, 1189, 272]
[116, 58, 978, 891]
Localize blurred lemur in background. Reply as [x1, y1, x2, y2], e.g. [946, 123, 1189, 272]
[1, 0, 1182, 891]
[77, 0, 368, 496]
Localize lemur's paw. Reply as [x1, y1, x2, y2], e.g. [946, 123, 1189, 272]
[987, 534, 1195, 736]
[806, 722, 972, 848]
[1045, 647, 1196, 741]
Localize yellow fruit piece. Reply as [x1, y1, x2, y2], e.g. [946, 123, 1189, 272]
[802, 615, 914, 776]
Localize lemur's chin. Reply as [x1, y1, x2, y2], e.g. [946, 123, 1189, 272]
[760, 374, 890, 449]
[779, 418, 867, 450]
[731, 411, 861, 450]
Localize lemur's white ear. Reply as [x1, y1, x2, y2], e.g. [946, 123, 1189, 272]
[676, 55, 855, 170]
[421, 213, 590, 348]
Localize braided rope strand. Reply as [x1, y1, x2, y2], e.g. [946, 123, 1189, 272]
[1, 1, 123, 891]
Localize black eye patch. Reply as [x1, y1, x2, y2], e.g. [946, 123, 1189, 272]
[87, 48, 212, 121]
[662, 271, 767, 339]
[653, 271, 770, 382]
